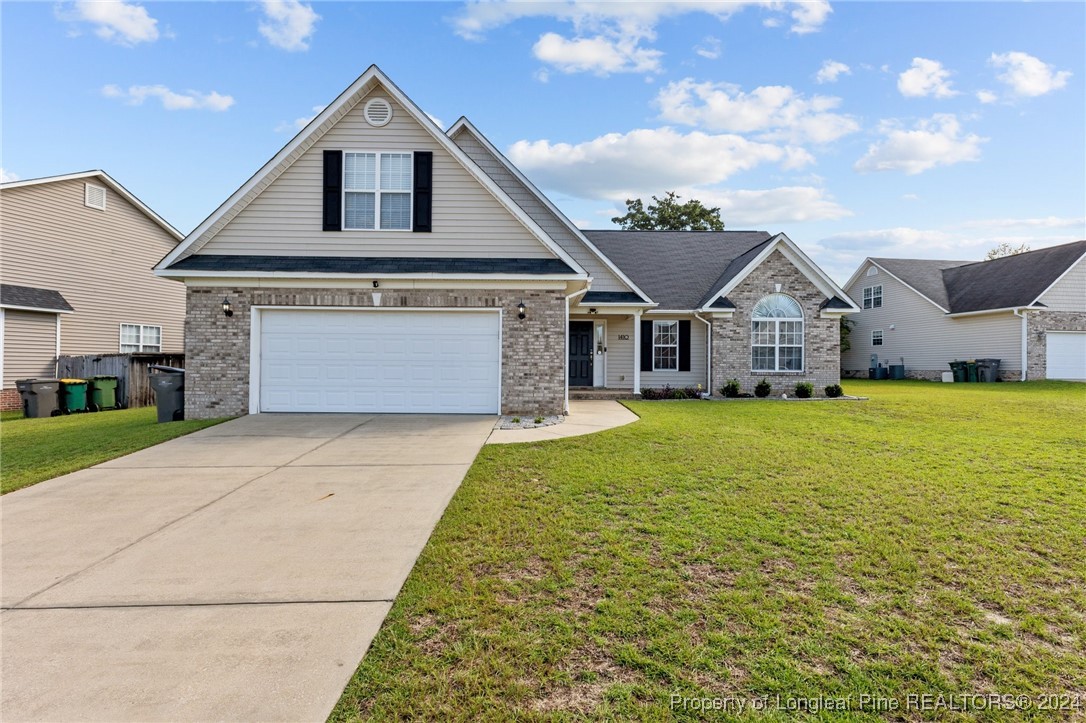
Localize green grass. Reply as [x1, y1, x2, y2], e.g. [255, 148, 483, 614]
[1, 407, 229, 494]
[331, 380, 1086, 721]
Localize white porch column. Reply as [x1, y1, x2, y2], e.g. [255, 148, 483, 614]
[633, 310, 642, 394]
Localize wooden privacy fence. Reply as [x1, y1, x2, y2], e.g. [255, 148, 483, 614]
[56, 353, 185, 408]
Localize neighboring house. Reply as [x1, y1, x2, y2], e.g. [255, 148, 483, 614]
[0, 171, 185, 409]
[154, 66, 859, 418]
[841, 240, 1086, 381]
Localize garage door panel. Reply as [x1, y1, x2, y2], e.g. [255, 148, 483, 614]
[1046, 332, 1086, 380]
[260, 310, 499, 413]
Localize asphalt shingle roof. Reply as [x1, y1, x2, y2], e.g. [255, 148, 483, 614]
[941, 240, 1086, 313]
[0, 284, 74, 312]
[581, 230, 773, 309]
[168, 255, 576, 275]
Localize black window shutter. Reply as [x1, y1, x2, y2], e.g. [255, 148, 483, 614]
[413, 151, 432, 232]
[322, 150, 342, 231]
[679, 320, 692, 372]
[640, 320, 653, 372]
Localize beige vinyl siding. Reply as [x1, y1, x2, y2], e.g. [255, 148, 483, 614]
[451, 128, 630, 291]
[200, 90, 553, 259]
[0, 179, 185, 355]
[571, 314, 637, 389]
[3, 310, 58, 387]
[1038, 256, 1086, 311]
[842, 265, 1021, 373]
[642, 314, 709, 388]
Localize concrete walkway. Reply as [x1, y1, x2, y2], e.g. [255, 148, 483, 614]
[486, 400, 639, 444]
[1, 413, 494, 722]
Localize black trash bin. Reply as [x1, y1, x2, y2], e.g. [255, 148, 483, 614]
[148, 365, 185, 423]
[949, 361, 966, 383]
[16, 378, 60, 418]
[976, 358, 1002, 382]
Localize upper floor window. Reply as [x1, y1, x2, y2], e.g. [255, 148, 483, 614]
[751, 293, 803, 372]
[652, 320, 678, 370]
[343, 152, 412, 230]
[866, 266, 879, 277]
[863, 284, 883, 309]
[872, 329, 884, 346]
[120, 324, 161, 353]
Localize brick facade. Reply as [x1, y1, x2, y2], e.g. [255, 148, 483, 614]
[710, 251, 841, 396]
[0, 387, 23, 411]
[184, 286, 566, 419]
[1026, 310, 1086, 380]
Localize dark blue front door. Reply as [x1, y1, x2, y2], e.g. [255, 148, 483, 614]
[569, 321, 594, 386]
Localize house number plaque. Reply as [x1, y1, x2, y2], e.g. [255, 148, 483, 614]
[617, 334, 630, 340]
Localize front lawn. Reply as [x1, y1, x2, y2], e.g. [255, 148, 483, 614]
[1, 407, 229, 494]
[332, 380, 1086, 721]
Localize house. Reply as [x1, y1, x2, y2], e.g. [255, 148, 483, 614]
[841, 240, 1086, 381]
[0, 171, 186, 409]
[154, 66, 859, 418]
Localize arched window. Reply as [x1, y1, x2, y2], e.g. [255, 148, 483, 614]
[751, 294, 803, 371]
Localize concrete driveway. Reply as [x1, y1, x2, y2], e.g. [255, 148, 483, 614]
[1, 413, 494, 722]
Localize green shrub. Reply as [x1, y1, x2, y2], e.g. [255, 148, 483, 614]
[795, 382, 814, 399]
[824, 384, 844, 398]
[720, 379, 741, 398]
[754, 378, 772, 398]
[534, 416, 544, 424]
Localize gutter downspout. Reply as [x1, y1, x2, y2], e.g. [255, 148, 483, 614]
[564, 285, 590, 413]
[1013, 308, 1028, 381]
[694, 312, 712, 395]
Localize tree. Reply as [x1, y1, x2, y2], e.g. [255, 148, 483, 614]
[839, 317, 855, 353]
[985, 242, 1031, 260]
[612, 191, 725, 231]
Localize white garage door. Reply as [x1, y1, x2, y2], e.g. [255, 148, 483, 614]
[258, 309, 500, 413]
[1046, 332, 1086, 380]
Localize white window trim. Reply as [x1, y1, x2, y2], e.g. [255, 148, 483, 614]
[872, 329, 884, 346]
[866, 266, 879, 276]
[342, 150, 414, 232]
[119, 323, 163, 353]
[751, 295, 804, 373]
[651, 319, 679, 371]
[863, 284, 883, 310]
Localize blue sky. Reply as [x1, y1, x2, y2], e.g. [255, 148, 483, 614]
[2, 1, 1083, 282]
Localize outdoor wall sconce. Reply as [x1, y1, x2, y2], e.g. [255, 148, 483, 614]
[221, 297, 234, 317]
[517, 300, 527, 320]
[589, 308, 598, 314]
[373, 280, 380, 288]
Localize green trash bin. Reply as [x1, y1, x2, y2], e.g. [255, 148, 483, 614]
[949, 361, 966, 382]
[88, 375, 120, 411]
[59, 379, 89, 414]
[965, 361, 979, 383]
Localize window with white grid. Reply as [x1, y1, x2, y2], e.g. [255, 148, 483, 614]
[343, 152, 412, 230]
[652, 320, 678, 370]
[751, 294, 803, 372]
[120, 324, 162, 353]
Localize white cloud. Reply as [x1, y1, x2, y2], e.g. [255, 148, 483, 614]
[956, 216, 1086, 231]
[655, 78, 860, 144]
[694, 36, 721, 60]
[989, 51, 1071, 97]
[506, 127, 810, 200]
[452, 2, 830, 75]
[854, 114, 985, 175]
[426, 112, 446, 130]
[102, 84, 234, 111]
[897, 57, 958, 98]
[681, 185, 852, 225]
[0, 168, 19, 183]
[275, 104, 325, 132]
[976, 89, 998, 104]
[902, 193, 920, 201]
[258, 0, 319, 52]
[533, 32, 662, 75]
[59, 0, 159, 46]
[815, 60, 850, 84]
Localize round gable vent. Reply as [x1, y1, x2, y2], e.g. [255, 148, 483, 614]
[364, 97, 392, 127]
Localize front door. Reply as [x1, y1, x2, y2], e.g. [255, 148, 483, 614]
[569, 321, 594, 386]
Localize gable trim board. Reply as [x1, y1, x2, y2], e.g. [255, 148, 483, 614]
[1, 171, 183, 242]
[156, 66, 587, 277]
[699, 234, 861, 314]
[447, 117, 653, 305]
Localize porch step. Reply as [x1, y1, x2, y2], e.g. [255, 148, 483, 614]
[569, 388, 640, 401]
